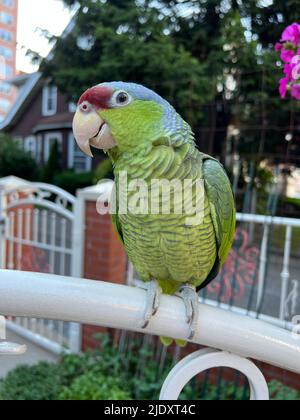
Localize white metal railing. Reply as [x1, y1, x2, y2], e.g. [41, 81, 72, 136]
[0, 270, 299, 400]
[128, 212, 300, 328]
[0, 182, 82, 354]
[236, 212, 300, 322]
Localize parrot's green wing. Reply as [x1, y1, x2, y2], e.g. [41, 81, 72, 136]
[112, 213, 124, 244]
[111, 181, 124, 245]
[203, 156, 236, 267]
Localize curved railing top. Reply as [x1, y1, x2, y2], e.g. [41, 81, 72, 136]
[0, 269, 299, 376]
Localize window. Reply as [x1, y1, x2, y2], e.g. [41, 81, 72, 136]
[0, 46, 13, 60]
[0, 29, 13, 42]
[68, 133, 92, 172]
[0, 81, 11, 94]
[1, 0, 14, 7]
[42, 85, 57, 116]
[68, 102, 77, 113]
[24, 136, 37, 158]
[0, 61, 13, 79]
[0, 97, 11, 112]
[0, 12, 13, 25]
[44, 132, 62, 163]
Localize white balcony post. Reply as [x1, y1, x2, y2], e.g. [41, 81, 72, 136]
[280, 226, 292, 320]
[0, 186, 5, 269]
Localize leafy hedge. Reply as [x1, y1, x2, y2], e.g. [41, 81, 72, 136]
[0, 135, 38, 180]
[0, 334, 298, 400]
[54, 170, 95, 195]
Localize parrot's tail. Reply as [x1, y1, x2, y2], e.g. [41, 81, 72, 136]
[160, 336, 187, 347]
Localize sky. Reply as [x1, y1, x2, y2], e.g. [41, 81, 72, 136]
[17, 0, 74, 73]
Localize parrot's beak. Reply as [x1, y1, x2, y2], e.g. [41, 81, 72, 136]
[72, 109, 116, 157]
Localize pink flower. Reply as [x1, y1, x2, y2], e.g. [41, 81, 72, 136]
[285, 57, 300, 81]
[291, 84, 300, 99]
[279, 77, 289, 98]
[275, 42, 282, 52]
[283, 63, 293, 78]
[281, 47, 295, 63]
[281, 23, 300, 46]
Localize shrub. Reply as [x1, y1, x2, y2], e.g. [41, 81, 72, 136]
[58, 371, 131, 400]
[269, 380, 300, 401]
[54, 170, 95, 195]
[0, 135, 38, 180]
[41, 140, 61, 183]
[94, 158, 114, 183]
[0, 334, 298, 400]
[0, 362, 61, 401]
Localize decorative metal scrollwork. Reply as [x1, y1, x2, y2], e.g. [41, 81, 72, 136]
[160, 348, 270, 401]
[3, 183, 75, 213]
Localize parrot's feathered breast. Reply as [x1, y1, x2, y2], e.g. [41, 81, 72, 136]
[102, 82, 236, 295]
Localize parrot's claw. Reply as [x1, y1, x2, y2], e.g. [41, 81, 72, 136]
[140, 280, 162, 329]
[179, 284, 199, 340]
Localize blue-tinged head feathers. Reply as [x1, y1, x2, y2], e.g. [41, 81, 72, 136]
[98, 81, 191, 137]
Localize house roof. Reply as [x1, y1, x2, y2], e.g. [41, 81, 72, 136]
[0, 16, 77, 133]
[0, 72, 43, 132]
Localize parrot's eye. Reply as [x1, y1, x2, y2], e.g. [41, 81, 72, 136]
[111, 90, 132, 107]
[116, 92, 129, 104]
[80, 101, 92, 113]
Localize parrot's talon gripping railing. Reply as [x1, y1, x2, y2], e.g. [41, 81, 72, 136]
[0, 270, 299, 401]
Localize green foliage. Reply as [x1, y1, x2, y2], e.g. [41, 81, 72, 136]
[94, 158, 114, 183]
[0, 362, 61, 401]
[269, 380, 300, 401]
[41, 140, 61, 184]
[54, 170, 95, 195]
[0, 334, 298, 400]
[0, 135, 38, 180]
[284, 197, 300, 208]
[37, 0, 300, 162]
[280, 196, 300, 218]
[58, 371, 131, 400]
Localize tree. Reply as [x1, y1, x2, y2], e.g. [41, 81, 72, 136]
[41, 140, 62, 183]
[0, 135, 38, 180]
[38, 0, 300, 163]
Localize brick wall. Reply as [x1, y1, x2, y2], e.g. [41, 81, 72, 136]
[4, 190, 34, 271]
[81, 198, 127, 351]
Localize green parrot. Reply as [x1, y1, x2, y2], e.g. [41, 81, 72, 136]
[73, 82, 236, 345]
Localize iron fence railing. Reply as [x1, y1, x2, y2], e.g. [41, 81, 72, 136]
[0, 182, 82, 353]
[0, 270, 299, 400]
[125, 211, 300, 399]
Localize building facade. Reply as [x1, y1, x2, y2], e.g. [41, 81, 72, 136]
[0, 73, 96, 173]
[0, 0, 18, 123]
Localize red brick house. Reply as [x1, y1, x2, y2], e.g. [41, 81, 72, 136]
[0, 71, 93, 172]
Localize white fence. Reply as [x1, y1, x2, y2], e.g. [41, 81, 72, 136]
[0, 270, 299, 400]
[128, 211, 300, 336]
[235, 213, 300, 322]
[0, 180, 82, 353]
[0, 177, 299, 360]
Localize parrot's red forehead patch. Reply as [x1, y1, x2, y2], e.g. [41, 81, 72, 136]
[78, 86, 113, 109]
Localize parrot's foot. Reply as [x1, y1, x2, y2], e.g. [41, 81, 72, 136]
[179, 284, 199, 340]
[140, 280, 162, 329]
